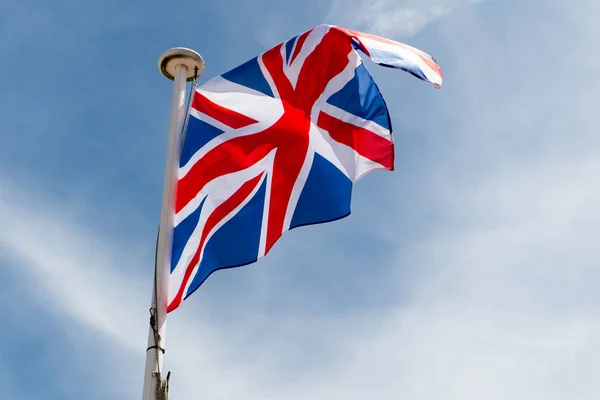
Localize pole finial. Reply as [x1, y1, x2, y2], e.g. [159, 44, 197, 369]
[158, 47, 205, 82]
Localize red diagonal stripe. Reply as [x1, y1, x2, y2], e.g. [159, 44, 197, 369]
[294, 29, 352, 115]
[192, 91, 258, 129]
[317, 111, 394, 170]
[168, 172, 265, 312]
[290, 31, 310, 65]
[175, 133, 275, 213]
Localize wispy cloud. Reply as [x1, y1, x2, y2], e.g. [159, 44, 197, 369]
[326, 0, 487, 37]
[2, 140, 599, 399]
[0, 181, 145, 350]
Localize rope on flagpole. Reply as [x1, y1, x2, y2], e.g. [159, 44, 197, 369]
[150, 230, 170, 399]
[149, 230, 162, 359]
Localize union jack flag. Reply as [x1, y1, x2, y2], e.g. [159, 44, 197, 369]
[167, 24, 442, 312]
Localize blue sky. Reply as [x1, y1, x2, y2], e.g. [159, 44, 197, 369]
[1, 0, 599, 399]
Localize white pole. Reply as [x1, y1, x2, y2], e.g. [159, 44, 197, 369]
[142, 48, 204, 400]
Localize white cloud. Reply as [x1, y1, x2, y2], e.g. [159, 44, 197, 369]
[2, 134, 599, 398]
[0, 182, 144, 351]
[326, 0, 486, 37]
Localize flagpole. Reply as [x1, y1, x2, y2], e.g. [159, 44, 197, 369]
[142, 47, 204, 400]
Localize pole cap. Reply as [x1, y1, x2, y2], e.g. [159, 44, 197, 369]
[158, 47, 205, 81]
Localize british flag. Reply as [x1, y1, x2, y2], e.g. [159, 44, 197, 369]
[167, 24, 442, 312]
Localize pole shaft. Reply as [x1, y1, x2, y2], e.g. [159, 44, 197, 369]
[142, 63, 188, 400]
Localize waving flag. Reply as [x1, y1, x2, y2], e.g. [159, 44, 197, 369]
[167, 24, 442, 312]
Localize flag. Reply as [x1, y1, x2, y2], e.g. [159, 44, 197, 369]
[167, 24, 442, 312]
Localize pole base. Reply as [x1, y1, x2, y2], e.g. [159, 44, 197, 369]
[159, 48, 205, 82]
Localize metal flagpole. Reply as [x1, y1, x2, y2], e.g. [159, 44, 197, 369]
[142, 47, 204, 400]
